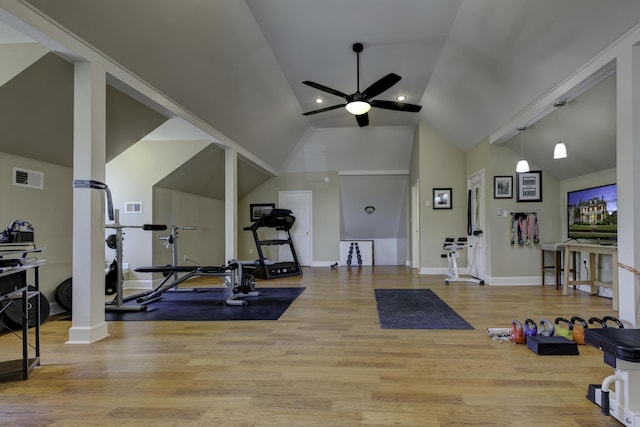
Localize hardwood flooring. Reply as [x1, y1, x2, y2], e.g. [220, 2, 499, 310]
[0, 266, 623, 426]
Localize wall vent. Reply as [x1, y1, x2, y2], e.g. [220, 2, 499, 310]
[12, 167, 43, 190]
[124, 202, 142, 214]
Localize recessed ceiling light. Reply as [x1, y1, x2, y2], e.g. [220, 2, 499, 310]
[396, 95, 406, 101]
[315, 98, 323, 104]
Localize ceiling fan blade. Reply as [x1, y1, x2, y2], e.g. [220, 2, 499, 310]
[302, 104, 344, 116]
[370, 100, 422, 113]
[362, 73, 401, 99]
[355, 113, 369, 127]
[302, 81, 349, 99]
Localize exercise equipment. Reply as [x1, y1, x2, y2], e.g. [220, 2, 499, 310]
[54, 277, 72, 313]
[103, 209, 167, 312]
[510, 320, 525, 344]
[442, 237, 484, 285]
[0, 285, 49, 329]
[554, 317, 574, 340]
[129, 222, 259, 306]
[585, 328, 640, 426]
[346, 242, 363, 267]
[156, 223, 197, 281]
[527, 335, 580, 356]
[571, 316, 588, 345]
[589, 316, 625, 329]
[539, 318, 555, 337]
[524, 319, 537, 339]
[132, 263, 257, 306]
[243, 209, 301, 280]
[602, 316, 625, 329]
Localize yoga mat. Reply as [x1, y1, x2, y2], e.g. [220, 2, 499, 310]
[374, 289, 473, 330]
[105, 287, 304, 321]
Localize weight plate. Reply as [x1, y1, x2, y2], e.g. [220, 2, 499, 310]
[105, 234, 118, 250]
[55, 277, 72, 313]
[1, 286, 50, 329]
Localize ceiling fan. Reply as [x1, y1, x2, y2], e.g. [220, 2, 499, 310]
[301, 42, 422, 127]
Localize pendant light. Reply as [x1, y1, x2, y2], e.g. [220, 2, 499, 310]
[515, 126, 530, 173]
[552, 99, 568, 159]
[553, 141, 567, 159]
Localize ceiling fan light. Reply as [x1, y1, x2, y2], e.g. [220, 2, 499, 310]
[345, 101, 371, 115]
[516, 159, 530, 173]
[553, 141, 567, 159]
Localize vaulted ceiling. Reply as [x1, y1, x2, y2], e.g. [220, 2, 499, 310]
[4, 1, 640, 182]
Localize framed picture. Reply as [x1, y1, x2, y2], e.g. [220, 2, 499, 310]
[493, 176, 513, 199]
[250, 203, 275, 221]
[433, 188, 452, 209]
[516, 171, 542, 202]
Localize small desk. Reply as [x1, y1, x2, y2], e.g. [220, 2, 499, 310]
[563, 242, 618, 311]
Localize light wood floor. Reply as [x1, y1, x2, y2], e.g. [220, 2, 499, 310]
[0, 266, 623, 426]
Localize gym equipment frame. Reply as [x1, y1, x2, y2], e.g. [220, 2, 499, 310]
[585, 328, 640, 426]
[127, 223, 258, 306]
[132, 263, 257, 306]
[104, 209, 167, 312]
[442, 237, 484, 285]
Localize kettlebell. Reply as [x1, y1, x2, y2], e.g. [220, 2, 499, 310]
[602, 316, 624, 328]
[538, 318, 555, 337]
[524, 319, 537, 339]
[570, 316, 588, 345]
[510, 320, 525, 344]
[554, 317, 573, 340]
[588, 317, 604, 327]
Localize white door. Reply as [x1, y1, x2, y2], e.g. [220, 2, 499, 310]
[467, 170, 486, 280]
[278, 191, 312, 266]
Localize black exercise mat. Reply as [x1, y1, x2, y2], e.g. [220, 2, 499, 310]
[105, 287, 305, 321]
[374, 289, 473, 330]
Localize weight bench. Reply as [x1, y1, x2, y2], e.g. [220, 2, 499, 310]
[129, 263, 258, 306]
[585, 328, 640, 426]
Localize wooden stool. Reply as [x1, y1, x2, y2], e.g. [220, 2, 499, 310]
[541, 243, 575, 289]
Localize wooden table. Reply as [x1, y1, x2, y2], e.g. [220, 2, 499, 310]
[563, 242, 618, 311]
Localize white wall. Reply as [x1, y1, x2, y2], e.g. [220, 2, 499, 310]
[106, 139, 209, 282]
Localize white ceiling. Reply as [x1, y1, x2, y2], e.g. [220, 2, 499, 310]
[7, 1, 640, 178]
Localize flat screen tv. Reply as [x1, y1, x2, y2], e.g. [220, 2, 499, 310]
[567, 183, 617, 241]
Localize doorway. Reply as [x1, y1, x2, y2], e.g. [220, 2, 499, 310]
[278, 191, 312, 266]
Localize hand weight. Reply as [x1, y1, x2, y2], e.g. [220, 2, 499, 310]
[524, 319, 537, 339]
[554, 317, 573, 340]
[570, 316, 588, 345]
[602, 316, 624, 328]
[588, 317, 604, 327]
[538, 318, 555, 337]
[510, 320, 525, 344]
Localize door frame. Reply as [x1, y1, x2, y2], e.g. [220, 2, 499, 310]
[278, 190, 312, 266]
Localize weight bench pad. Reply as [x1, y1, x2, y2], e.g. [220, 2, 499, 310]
[135, 265, 234, 274]
[584, 328, 640, 364]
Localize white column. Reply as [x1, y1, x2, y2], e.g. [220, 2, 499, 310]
[225, 148, 238, 263]
[68, 59, 109, 343]
[616, 46, 640, 327]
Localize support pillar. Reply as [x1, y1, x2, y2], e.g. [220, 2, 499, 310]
[68, 59, 109, 343]
[225, 148, 238, 263]
[616, 45, 640, 327]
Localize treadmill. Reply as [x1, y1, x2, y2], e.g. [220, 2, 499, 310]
[243, 209, 302, 279]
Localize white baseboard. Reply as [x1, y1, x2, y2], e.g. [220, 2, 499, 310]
[484, 275, 540, 286]
[124, 280, 153, 290]
[310, 261, 337, 267]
